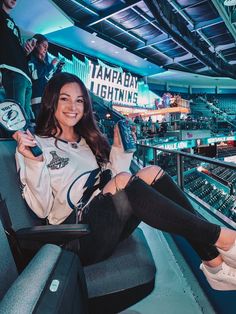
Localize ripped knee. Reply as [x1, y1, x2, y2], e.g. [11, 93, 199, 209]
[103, 172, 132, 195]
[136, 165, 164, 185]
[114, 172, 132, 191]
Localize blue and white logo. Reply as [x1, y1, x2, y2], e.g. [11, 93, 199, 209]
[2, 109, 18, 122]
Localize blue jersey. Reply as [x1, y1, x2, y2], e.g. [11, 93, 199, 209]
[28, 54, 55, 105]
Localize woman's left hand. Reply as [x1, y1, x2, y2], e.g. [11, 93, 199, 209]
[113, 123, 137, 148]
[113, 124, 122, 148]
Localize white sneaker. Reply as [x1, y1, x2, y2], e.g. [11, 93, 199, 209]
[200, 262, 236, 290]
[218, 240, 236, 268]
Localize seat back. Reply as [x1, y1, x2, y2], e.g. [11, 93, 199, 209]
[0, 220, 18, 299]
[0, 139, 42, 230]
[85, 227, 156, 313]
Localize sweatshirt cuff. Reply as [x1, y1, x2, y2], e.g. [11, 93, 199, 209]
[24, 157, 46, 171]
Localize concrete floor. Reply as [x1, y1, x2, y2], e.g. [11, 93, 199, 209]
[120, 223, 215, 314]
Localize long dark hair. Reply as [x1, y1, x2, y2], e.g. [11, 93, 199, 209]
[36, 72, 111, 166]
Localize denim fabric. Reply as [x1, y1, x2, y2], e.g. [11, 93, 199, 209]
[125, 177, 221, 261]
[64, 191, 140, 266]
[64, 174, 221, 265]
[152, 173, 220, 261]
[2, 70, 33, 123]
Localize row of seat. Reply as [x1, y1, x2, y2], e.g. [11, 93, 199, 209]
[217, 147, 236, 158]
[0, 139, 156, 313]
[205, 164, 236, 184]
[184, 171, 235, 220]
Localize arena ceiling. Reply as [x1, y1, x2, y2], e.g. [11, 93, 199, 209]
[12, 0, 236, 81]
[48, 0, 236, 79]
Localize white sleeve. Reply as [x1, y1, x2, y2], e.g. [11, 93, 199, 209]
[107, 145, 133, 175]
[15, 151, 54, 219]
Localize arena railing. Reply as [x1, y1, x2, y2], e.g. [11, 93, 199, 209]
[134, 143, 236, 229]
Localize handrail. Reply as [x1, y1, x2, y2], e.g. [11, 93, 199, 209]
[135, 142, 236, 228]
[136, 143, 236, 170]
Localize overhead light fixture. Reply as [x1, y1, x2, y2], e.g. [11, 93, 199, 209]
[143, 57, 147, 61]
[92, 32, 97, 36]
[224, 0, 236, 6]
[122, 47, 127, 50]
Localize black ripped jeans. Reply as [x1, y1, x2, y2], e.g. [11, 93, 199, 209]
[64, 173, 221, 266]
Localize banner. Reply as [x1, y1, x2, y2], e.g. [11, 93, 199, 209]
[89, 61, 138, 105]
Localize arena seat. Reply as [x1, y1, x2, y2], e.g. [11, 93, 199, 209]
[0, 220, 89, 314]
[0, 138, 156, 313]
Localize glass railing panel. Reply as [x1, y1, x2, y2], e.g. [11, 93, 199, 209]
[183, 160, 236, 226]
[134, 143, 236, 228]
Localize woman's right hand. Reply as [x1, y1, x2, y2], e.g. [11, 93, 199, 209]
[13, 130, 43, 161]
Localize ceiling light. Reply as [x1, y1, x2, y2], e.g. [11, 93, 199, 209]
[91, 40, 95, 43]
[224, 0, 236, 6]
[122, 47, 127, 50]
[144, 57, 147, 61]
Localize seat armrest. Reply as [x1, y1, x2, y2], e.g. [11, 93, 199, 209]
[0, 244, 62, 314]
[16, 224, 90, 249]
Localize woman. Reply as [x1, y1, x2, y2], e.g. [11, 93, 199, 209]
[28, 34, 62, 119]
[13, 72, 236, 291]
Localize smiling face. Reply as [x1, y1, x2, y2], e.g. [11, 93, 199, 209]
[55, 82, 85, 134]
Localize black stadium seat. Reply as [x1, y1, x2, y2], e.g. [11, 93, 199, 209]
[85, 228, 156, 313]
[0, 220, 89, 314]
[0, 139, 156, 313]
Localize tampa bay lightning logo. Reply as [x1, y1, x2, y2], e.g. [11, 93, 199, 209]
[67, 168, 100, 212]
[2, 109, 18, 122]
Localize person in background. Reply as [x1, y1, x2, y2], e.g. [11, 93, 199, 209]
[28, 33, 64, 119]
[147, 116, 153, 130]
[155, 120, 160, 135]
[134, 115, 140, 124]
[160, 118, 168, 136]
[0, 0, 35, 125]
[13, 72, 236, 291]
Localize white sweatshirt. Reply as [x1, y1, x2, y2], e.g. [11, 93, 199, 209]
[16, 136, 133, 225]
